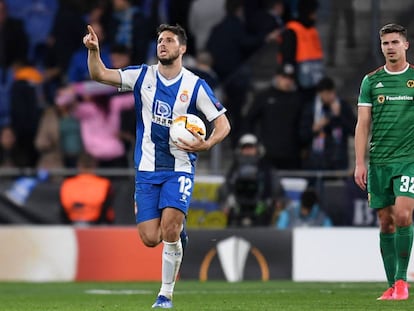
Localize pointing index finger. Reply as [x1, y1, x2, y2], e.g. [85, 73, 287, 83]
[87, 25, 96, 37]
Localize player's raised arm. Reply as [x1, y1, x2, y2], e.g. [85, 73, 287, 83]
[83, 25, 121, 87]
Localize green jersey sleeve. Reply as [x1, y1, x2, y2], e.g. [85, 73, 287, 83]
[358, 75, 372, 107]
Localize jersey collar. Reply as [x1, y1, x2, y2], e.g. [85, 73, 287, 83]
[384, 63, 409, 75]
[156, 65, 184, 86]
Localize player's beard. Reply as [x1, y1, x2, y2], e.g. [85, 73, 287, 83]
[158, 49, 180, 66]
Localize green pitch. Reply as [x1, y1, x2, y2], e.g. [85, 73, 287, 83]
[0, 281, 411, 310]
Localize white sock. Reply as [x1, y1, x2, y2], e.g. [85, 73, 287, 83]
[159, 240, 183, 299]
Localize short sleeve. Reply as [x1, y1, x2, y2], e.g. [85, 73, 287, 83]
[118, 65, 145, 92]
[195, 80, 226, 122]
[357, 75, 373, 107]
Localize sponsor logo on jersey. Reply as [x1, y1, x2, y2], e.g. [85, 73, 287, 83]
[375, 82, 384, 88]
[385, 95, 414, 101]
[155, 100, 172, 117]
[153, 100, 173, 126]
[407, 80, 414, 88]
[180, 90, 189, 102]
[152, 115, 173, 127]
[378, 94, 414, 104]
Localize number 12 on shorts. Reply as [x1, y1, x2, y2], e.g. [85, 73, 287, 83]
[178, 176, 192, 197]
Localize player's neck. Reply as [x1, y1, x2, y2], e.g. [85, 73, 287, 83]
[158, 61, 183, 80]
[385, 60, 409, 73]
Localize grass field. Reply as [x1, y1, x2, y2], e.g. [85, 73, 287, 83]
[0, 281, 412, 311]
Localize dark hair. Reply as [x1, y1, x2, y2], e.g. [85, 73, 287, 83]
[157, 24, 187, 46]
[77, 153, 97, 170]
[110, 44, 131, 55]
[264, 0, 283, 10]
[297, 0, 319, 17]
[301, 188, 318, 209]
[316, 76, 335, 92]
[379, 23, 407, 40]
[225, 0, 243, 14]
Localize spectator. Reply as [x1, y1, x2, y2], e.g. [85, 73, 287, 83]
[299, 76, 356, 170]
[46, 0, 86, 74]
[219, 133, 273, 227]
[0, 68, 13, 129]
[73, 81, 134, 168]
[109, 44, 132, 68]
[188, 51, 221, 94]
[326, 0, 356, 67]
[0, 126, 23, 168]
[7, 0, 58, 66]
[56, 85, 83, 168]
[138, 0, 173, 62]
[60, 153, 114, 226]
[67, 21, 112, 83]
[35, 84, 83, 170]
[245, 0, 286, 86]
[0, 0, 29, 128]
[108, 45, 134, 166]
[247, 0, 285, 38]
[206, 0, 279, 145]
[0, 0, 29, 70]
[34, 92, 63, 170]
[85, 0, 109, 25]
[276, 187, 332, 228]
[206, 0, 278, 82]
[245, 64, 303, 169]
[187, 0, 226, 53]
[168, 0, 195, 55]
[140, 0, 172, 26]
[105, 0, 152, 64]
[119, 105, 135, 168]
[42, 0, 86, 102]
[279, 0, 324, 101]
[9, 59, 45, 167]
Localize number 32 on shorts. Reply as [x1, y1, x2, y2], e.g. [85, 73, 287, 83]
[399, 175, 414, 193]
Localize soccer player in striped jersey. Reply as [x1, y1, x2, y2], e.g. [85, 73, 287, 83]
[355, 23, 414, 301]
[83, 24, 230, 308]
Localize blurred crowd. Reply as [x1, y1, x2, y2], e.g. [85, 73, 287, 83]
[0, 0, 361, 227]
[0, 0, 358, 173]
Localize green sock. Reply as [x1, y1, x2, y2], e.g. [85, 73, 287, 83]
[380, 232, 396, 287]
[395, 225, 414, 281]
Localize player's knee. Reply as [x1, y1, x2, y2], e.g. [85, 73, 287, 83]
[378, 213, 395, 233]
[380, 222, 395, 233]
[161, 223, 180, 242]
[139, 231, 161, 247]
[394, 209, 412, 227]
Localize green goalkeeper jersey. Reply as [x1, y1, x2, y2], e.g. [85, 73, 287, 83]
[358, 64, 414, 164]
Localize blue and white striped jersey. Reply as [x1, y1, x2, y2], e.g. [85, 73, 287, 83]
[118, 64, 226, 173]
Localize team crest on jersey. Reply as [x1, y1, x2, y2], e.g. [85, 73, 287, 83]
[377, 95, 385, 104]
[179, 90, 189, 102]
[407, 80, 414, 88]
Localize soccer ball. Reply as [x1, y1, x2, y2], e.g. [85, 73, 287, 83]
[170, 114, 206, 143]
